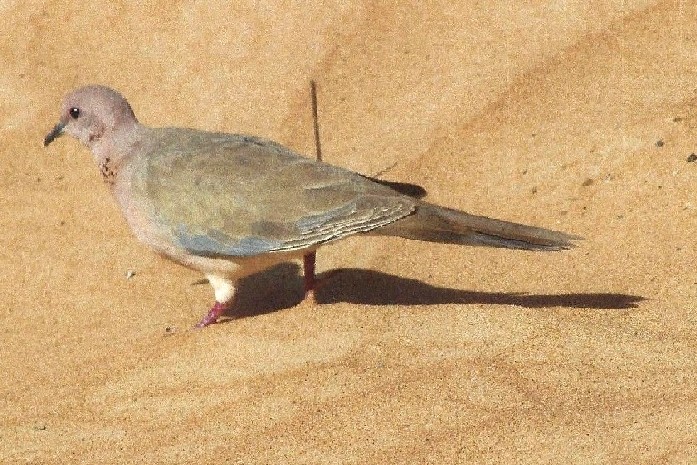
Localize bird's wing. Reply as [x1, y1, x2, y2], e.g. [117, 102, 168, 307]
[130, 131, 416, 258]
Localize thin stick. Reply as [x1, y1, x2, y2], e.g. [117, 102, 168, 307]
[310, 80, 322, 162]
[304, 80, 322, 301]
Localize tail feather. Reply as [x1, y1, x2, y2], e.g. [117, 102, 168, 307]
[372, 202, 580, 251]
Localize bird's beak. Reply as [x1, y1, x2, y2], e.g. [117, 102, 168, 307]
[44, 122, 65, 147]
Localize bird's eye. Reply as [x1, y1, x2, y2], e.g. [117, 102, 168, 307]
[69, 107, 80, 119]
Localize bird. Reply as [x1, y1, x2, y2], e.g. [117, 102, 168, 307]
[44, 85, 580, 328]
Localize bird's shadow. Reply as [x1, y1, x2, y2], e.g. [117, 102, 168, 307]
[218, 263, 645, 320]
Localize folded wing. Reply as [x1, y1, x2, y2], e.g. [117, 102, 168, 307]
[131, 132, 416, 258]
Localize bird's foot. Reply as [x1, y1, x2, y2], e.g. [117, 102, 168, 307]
[194, 301, 228, 328]
[303, 269, 342, 304]
[303, 251, 319, 304]
[304, 279, 320, 304]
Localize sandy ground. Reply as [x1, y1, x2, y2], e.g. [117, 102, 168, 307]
[2, 1, 697, 463]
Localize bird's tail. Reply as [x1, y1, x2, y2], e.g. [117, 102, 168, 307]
[372, 202, 580, 251]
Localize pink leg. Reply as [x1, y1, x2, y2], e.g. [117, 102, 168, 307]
[303, 252, 342, 303]
[303, 251, 318, 302]
[195, 301, 228, 328]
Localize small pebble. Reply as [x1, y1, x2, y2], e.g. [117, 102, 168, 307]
[687, 153, 697, 163]
[655, 140, 664, 148]
[582, 178, 594, 187]
[125, 270, 136, 280]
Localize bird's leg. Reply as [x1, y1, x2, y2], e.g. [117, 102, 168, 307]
[195, 301, 228, 328]
[195, 275, 236, 328]
[303, 251, 318, 303]
[303, 252, 343, 303]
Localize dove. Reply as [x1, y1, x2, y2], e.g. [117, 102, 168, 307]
[44, 85, 579, 328]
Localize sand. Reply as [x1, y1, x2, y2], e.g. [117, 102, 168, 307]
[2, 1, 696, 463]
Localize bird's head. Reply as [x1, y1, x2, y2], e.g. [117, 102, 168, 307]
[44, 85, 138, 149]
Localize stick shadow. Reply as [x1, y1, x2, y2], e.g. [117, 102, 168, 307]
[225, 263, 645, 319]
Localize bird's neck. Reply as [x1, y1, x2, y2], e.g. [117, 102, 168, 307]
[90, 122, 145, 186]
